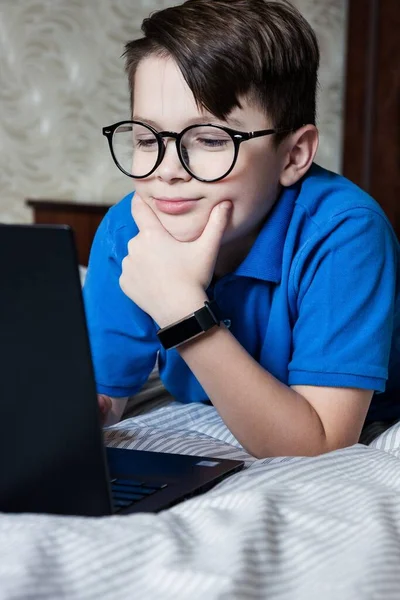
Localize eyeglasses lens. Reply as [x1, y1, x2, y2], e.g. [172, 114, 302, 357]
[111, 124, 235, 181]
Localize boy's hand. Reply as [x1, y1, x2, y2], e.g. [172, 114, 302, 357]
[119, 194, 232, 327]
[98, 394, 112, 425]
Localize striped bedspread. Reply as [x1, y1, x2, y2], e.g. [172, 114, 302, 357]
[1, 398, 400, 600]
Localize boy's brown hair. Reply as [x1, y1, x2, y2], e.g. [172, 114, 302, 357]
[123, 0, 320, 141]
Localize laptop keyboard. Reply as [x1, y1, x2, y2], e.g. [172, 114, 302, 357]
[110, 477, 168, 512]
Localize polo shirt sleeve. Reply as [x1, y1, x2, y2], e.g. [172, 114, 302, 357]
[83, 208, 160, 397]
[288, 208, 398, 392]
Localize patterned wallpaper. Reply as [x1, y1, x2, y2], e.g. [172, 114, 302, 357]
[0, 0, 347, 223]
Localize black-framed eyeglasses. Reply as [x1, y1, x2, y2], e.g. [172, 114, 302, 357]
[102, 120, 296, 183]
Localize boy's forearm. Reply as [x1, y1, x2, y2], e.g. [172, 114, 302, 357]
[178, 326, 329, 458]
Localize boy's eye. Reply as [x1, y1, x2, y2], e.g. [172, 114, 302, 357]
[135, 138, 158, 149]
[200, 137, 229, 147]
[193, 136, 231, 149]
[182, 126, 233, 151]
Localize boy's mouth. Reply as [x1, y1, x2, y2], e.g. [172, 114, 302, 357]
[152, 197, 201, 215]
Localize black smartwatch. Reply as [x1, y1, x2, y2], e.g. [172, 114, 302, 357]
[157, 300, 224, 350]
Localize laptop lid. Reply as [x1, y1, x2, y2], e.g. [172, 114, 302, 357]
[0, 225, 112, 516]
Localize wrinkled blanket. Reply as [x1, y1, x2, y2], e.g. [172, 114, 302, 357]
[1, 401, 400, 600]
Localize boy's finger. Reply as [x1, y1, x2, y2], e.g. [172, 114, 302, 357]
[131, 193, 165, 232]
[98, 394, 112, 415]
[199, 201, 232, 253]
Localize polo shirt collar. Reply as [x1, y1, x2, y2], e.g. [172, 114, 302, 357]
[234, 182, 299, 283]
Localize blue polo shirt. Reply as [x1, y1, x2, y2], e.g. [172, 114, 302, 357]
[83, 163, 400, 423]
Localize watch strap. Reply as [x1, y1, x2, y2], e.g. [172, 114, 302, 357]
[157, 300, 222, 350]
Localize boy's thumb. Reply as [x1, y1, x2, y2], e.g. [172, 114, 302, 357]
[201, 201, 232, 250]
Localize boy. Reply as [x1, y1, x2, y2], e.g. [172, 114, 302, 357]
[84, 0, 400, 458]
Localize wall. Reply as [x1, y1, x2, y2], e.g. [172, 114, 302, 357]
[0, 0, 347, 222]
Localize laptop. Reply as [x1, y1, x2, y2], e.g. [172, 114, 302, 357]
[0, 224, 244, 516]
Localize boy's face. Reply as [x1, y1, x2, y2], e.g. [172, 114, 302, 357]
[132, 55, 287, 244]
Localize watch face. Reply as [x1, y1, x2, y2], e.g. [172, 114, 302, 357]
[158, 316, 202, 349]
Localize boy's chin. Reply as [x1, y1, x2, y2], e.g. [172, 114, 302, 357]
[159, 219, 206, 242]
[169, 230, 203, 242]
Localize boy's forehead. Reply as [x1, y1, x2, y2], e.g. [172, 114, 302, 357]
[133, 56, 198, 119]
[132, 55, 269, 129]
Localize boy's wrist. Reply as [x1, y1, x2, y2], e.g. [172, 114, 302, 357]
[155, 290, 209, 329]
[157, 299, 223, 350]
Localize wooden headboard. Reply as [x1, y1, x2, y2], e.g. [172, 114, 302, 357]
[26, 199, 112, 266]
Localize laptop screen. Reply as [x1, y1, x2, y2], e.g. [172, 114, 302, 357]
[0, 225, 112, 516]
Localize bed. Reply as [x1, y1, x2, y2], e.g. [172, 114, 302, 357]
[1, 394, 400, 600]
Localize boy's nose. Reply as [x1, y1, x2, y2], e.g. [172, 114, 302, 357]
[156, 139, 192, 183]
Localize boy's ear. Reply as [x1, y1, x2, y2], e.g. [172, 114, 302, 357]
[279, 125, 319, 187]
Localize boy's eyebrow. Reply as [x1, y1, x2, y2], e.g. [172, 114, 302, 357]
[132, 115, 245, 129]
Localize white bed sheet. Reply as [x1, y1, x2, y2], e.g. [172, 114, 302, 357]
[1, 400, 400, 600]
